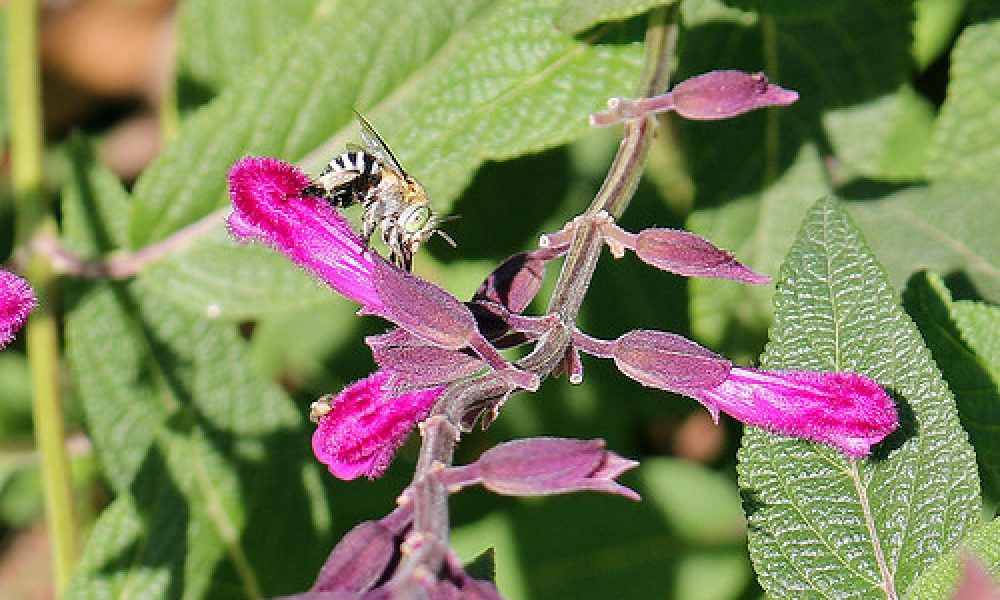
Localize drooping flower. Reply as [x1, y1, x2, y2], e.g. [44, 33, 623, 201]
[690, 368, 899, 458]
[227, 156, 539, 393]
[311, 371, 445, 480]
[227, 156, 383, 310]
[0, 270, 36, 348]
[607, 329, 898, 458]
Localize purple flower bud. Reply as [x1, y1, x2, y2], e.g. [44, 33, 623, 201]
[443, 437, 640, 501]
[0, 270, 36, 348]
[473, 251, 549, 313]
[612, 330, 732, 396]
[662, 70, 799, 120]
[310, 521, 396, 593]
[590, 70, 798, 126]
[634, 228, 770, 284]
[371, 258, 477, 350]
[691, 368, 899, 458]
[312, 371, 445, 480]
[227, 157, 384, 311]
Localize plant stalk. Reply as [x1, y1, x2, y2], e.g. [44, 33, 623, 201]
[8, 0, 78, 593]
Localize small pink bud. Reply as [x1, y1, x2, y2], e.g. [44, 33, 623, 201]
[666, 70, 799, 120]
[691, 368, 899, 458]
[635, 228, 770, 284]
[311, 371, 445, 480]
[443, 437, 640, 501]
[0, 270, 35, 348]
[612, 330, 732, 396]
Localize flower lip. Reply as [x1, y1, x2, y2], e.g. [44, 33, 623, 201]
[311, 370, 445, 480]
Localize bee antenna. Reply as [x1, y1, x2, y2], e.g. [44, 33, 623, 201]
[434, 228, 458, 248]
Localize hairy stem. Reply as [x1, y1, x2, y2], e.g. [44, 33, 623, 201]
[393, 6, 680, 587]
[8, 0, 79, 593]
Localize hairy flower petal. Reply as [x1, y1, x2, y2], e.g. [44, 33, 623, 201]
[0, 270, 36, 348]
[227, 156, 383, 310]
[312, 371, 444, 480]
[691, 368, 899, 458]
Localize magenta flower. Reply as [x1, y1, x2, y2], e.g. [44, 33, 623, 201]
[691, 368, 899, 458]
[311, 371, 445, 480]
[227, 156, 539, 393]
[227, 156, 383, 310]
[607, 330, 898, 457]
[0, 270, 36, 348]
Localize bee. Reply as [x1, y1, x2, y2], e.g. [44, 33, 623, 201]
[301, 112, 455, 271]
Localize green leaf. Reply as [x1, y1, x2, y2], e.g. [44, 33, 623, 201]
[738, 198, 981, 598]
[176, 0, 319, 100]
[138, 226, 334, 319]
[912, 0, 968, 71]
[903, 271, 1000, 506]
[554, 0, 677, 34]
[129, 0, 643, 246]
[63, 141, 331, 597]
[906, 517, 1000, 599]
[926, 19, 1000, 186]
[847, 181, 1000, 304]
[824, 84, 935, 182]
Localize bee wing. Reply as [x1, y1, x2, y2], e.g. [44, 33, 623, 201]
[355, 111, 407, 174]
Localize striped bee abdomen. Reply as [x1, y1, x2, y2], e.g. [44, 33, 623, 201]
[302, 150, 382, 208]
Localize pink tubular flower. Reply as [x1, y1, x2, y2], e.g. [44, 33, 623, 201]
[691, 368, 899, 458]
[311, 371, 445, 480]
[227, 156, 384, 311]
[0, 270, 36, 348]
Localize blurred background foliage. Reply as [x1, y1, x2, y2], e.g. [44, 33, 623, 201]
[0, 0, 997, 598]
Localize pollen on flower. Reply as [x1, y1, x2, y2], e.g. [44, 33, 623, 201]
[311, 371, 445, 480]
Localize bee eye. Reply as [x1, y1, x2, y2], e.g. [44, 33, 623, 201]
[403, 206, 431, 234]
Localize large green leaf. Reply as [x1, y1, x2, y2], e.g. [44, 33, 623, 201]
[903, 271, 1000, 507]
[847, 181, 1000, 305]
[738, 198, 981, 598]
[554, 0, 678, 34]
[63, 141, 330, 597]
[175, 0, 320, 102]
[926, 19, 1000, 186]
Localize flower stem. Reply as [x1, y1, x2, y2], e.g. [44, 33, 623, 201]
[394, 6, 680, 586]
[8, 0, 78, 593]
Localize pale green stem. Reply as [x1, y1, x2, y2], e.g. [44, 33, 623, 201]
[8, 0, 78, 594]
